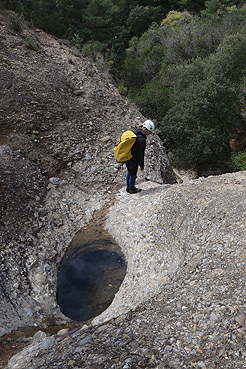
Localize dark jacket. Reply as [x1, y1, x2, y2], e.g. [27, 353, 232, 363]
[129, 129, 147, 170]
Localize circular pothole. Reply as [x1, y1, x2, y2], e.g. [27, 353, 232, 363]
[57, 232, 127, 322]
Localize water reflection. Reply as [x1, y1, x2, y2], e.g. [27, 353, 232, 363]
[57, 238, 126, 322]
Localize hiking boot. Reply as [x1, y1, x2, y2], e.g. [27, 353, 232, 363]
[128, 187, 142, 194]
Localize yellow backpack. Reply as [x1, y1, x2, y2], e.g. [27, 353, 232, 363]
[114, 130, 137, 162]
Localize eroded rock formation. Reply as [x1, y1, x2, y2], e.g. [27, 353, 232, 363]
[0, 10, 176, 340]
[1, 11, 245, 369]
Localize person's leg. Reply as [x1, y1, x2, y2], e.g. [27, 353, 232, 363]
[126, 170, 130, 191]
[127, 167, 142, 193]
[129, 174, 136, 189]
[126, 170, 136, 192]
[126, 162, 141, 193]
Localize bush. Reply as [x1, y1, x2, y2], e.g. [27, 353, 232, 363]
[201, 0, 226, 17]
[122, 8, 246, 86]
[158, 31, 246, 174]
[159, 107, 232, 174]
[122, 51, 145, 89]
[231, 151, 246, 171]
[81, 41, 105, 60]
[160, 10, 192, 27]
[25, 36, 39, 51]
[6, 10, 23, 32]
[134, 78, 170, 120]
[127, 5, 163, 38]
[207, 31, 246, 84]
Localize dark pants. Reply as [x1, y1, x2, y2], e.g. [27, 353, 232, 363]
[126, 159, 138, 190]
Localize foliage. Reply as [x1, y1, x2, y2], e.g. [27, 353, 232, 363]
[1, 0, 246, 175]
[160, 118, 231, 174]
[121, 37, 145, 88]
[127, 5, 163, 38]
[81, 41, 104, 59]
[123, 24, 166, 88]
[117, 84, 128, 96]
[201, 0, 237, 17]
[120, 6, 246, 174]
[25, 35, 39, 51]
[6, 10, 23, 32]
[127, 5, 151, 37]
[160, 10, 192, 27]
[1, 0, 24, 13]
[80, 0, 122, 45]
[208, 31, 246, 83]
[123, 7, 246, 85]
[158, 32, 246, 174]
[231, 151, 246, 171]
[177, 0, 208, 11]
[81, 41, 116, 73]
[134, 77, 170, 121]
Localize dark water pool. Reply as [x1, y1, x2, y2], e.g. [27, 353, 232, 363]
[57, 234, 126, 322]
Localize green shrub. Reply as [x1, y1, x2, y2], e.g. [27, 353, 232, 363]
[25, 36, 39, 52]
[134, 78, 170, 121]
[158, 31, 246, 174]
[159, 106, 232, 174]
[201, 0, 226, 17]
[117, 84, 128, 96]
[126, 5, 163, 38]
[81, 41, 105, 60]
[160, 10, 192, 27]
[6, 10, 23, 33]
[201, 0, 241, 18]
[122, 8, 246, 86]
[231, 151, 246, 171]
[207, 31, 246, 83]
[122, 55, 145, 89]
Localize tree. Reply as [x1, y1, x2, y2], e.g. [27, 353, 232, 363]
[135, 77, 170, 121]
[159, 32, 246, 174]
[160, 10, 192, 27]
[80, 0, 124, 50]
[126, 5, 163, 38]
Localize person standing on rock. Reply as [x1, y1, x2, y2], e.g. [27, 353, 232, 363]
[126, 120, 155, 194]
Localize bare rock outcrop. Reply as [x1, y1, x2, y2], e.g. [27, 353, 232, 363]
[6, 171, 246, 369]
[0, 9, 176, 342]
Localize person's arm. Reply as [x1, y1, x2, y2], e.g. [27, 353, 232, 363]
[137, 140, 146, 170]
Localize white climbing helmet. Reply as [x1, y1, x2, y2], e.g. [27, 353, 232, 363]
[143, 119, 155, 133]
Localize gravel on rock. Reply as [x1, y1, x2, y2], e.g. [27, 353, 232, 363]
[7, 171, 246, 369]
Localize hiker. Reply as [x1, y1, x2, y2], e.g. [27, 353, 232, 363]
[126, 119, 155, 194]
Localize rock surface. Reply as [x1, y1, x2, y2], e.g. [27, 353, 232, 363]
[6, 171, 246, 369]
[1, 10, 245, 369]
[0, 10, 177, 366]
